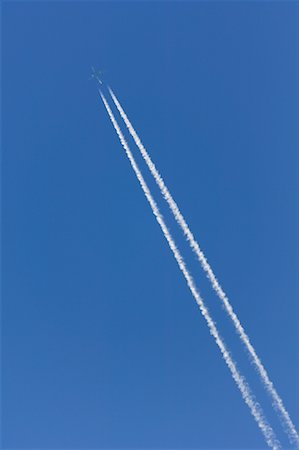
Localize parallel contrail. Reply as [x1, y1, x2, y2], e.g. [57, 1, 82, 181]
[108, 87, 299, 448]
[99, 90, 280, 450]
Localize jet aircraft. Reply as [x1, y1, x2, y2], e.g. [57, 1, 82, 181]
[90, 66, 103, 84]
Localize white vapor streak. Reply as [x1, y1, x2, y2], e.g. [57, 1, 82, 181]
[108, 87, 299, 448]
[99, 90, 280, 450]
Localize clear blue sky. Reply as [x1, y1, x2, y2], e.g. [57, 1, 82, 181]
[2, 2, 299, 449]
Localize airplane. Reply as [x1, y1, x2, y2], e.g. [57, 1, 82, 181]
[90, 66, 103, 84]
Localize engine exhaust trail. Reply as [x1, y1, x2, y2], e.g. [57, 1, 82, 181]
[99, 90, 280, 450]
[108, 87, 299, 448]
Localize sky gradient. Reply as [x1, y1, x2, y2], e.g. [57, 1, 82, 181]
[2, 2, 299, 449]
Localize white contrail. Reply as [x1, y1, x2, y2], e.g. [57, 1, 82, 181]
[108, 87, 299, 448]
[99, 90, 280, 450]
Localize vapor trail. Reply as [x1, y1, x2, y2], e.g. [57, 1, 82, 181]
[99, 90, 280, 450]
[108, 87, 299, 448]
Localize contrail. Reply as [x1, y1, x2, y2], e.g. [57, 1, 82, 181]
[108, 87, 299, 448]
[99, 90, 280, 450]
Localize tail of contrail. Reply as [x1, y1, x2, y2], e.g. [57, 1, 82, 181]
[108, 87, 299, 448]
[99, 90, 280, 450]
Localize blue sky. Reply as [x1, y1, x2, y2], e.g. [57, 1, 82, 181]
[2, 2, 299, 449]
